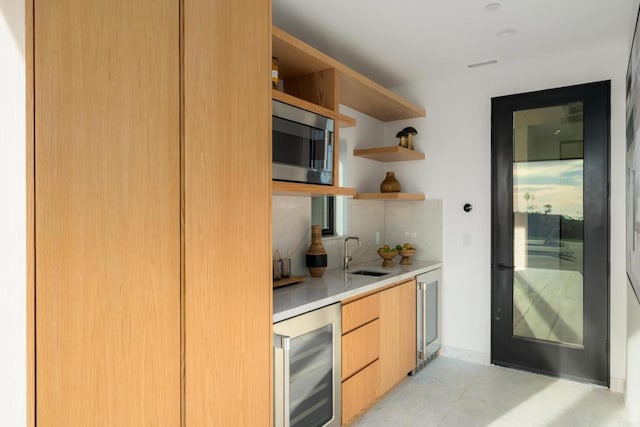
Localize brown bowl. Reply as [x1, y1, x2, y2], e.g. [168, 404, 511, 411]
[399, 248, 416, 265]
[377, 250, 398, 267]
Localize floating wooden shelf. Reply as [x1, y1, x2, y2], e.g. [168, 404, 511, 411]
[273, 89, 356, 128]
[354, 193, 425, 201]
[272, 26, 426, 122]
[353, 146, 426, 162]
[273, 181, 357, 197]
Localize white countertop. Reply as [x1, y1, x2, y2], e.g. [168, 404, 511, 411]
[273, 259, 442, 323]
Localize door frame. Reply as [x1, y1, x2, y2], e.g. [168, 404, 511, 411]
[490, 81, 611, 386]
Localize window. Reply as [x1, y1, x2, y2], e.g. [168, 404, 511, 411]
[311, 196, 335, 236]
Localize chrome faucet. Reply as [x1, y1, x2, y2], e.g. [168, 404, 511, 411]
[344, 236, 360, 270]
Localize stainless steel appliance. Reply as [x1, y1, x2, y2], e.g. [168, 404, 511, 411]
[273, 303, 341, 427]
[413, 269, 441, 373]
[272, 99, 334, 185]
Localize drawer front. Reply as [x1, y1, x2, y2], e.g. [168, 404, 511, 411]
[342, 292, 380, 334]
[342, 319, 379, 380]
[342, 359, 380, 425]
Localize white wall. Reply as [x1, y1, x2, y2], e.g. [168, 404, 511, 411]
[339, 105, 386, 192]
[627, 0, 640, 419]
[0, 1, 26, 425]
[627, 287, 640, 421]
[386, 39, 629, 386]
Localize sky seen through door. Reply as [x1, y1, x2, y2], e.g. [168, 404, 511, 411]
[514, 159, 584, 220]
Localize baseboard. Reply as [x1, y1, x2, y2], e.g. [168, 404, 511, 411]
[440, 346, 625, 393]
[611, 377, 625, 393]
[439, 345, 491, 365]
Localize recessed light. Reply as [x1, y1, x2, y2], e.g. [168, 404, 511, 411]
[497, 28, 517, 38]
[467, 59, 498, 68]
[485, 3, 501, 12]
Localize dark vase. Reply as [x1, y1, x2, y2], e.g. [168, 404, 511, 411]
[380, 171, 401, 193]
[306, 225, 327, 277]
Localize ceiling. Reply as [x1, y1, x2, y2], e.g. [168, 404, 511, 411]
[272, 0, 639, 88]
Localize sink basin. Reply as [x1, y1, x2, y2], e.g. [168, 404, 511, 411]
[348, 270, 390, 277]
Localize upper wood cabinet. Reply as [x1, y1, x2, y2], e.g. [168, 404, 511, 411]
[272, 26, 426, 122]
[272, 26, 426, 198]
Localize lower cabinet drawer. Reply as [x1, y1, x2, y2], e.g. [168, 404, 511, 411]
[342, 359, 380, 425]
[342, 319, 380, 380]
[342, 292, 380, 334]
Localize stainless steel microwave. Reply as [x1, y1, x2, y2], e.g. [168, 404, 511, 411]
[272, 100, 334, 185]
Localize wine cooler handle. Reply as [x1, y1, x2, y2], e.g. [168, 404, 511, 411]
[274, 334, 291, 427]
[418, 281, 427, 360]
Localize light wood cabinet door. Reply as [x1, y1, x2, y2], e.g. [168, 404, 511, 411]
[184, 0, 272, 424]
[34, 0, 180, 424]
[342, 360, 380, 425]
[399, 279, 417, 377]
[379, 280, 417, 395]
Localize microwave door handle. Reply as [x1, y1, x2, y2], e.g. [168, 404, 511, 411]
[274, 334, 291, 427]
[324, 130, 332, 171]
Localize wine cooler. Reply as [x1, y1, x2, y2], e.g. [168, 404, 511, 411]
[273, 303, 341, 427]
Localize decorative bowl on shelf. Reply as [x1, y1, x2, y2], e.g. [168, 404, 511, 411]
[399, 248, 416, 265]
[377, 249, 398, 267]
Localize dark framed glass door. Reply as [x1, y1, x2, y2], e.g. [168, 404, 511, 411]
[491, 81, 610, 385]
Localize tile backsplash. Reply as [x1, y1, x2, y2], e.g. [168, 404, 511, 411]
[384, 199, 443, 261]
[346, 199, 385, 265]
[273, 196, 443, 276]
[272, 196, 311, 277]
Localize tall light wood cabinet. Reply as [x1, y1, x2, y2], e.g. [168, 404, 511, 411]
[34, 0, 181, 425]
[31, 0, 272, 425]
[183, 0, 272, 425]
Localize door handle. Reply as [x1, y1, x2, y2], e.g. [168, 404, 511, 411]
[418, 281, 427, 360]
[274, 334, 291, 427]
[494, 263, 515, 270]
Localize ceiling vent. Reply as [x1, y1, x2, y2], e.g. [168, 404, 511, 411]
[467, 59, 498, 68]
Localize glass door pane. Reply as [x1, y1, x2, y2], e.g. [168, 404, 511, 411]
[512, 102, 584, 347]
[289, 325, 334, 427]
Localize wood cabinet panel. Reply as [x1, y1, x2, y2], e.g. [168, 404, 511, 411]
[34, 0, 180, 424]
[184, 0, 272, 424]
[283, 69, 338, 111]
[342, 320, 380, 380]
[272, 181, 356, 197]
[379, 280, 416, 395]
[379, 285, 400, 395]
[272, 26, 426, 122]
[399, 279, 417, 378]
[342, 360, 380, 425]
[272, 89, 356, 128]
[342, 293, 380, 334]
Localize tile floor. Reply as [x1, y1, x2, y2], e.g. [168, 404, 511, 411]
[351, 357, 636, 427]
